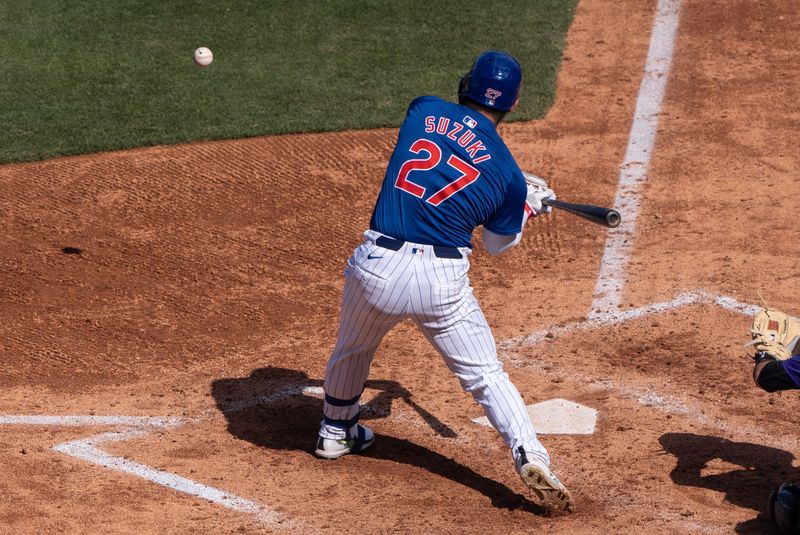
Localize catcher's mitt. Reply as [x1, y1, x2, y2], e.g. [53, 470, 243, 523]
[747, 308, 800, 361]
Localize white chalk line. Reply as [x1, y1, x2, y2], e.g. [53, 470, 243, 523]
[498, 290, 800, 451]
[0, 390, 323, 530]
[500, 290, 759, 351]
[53, 430, 287, 526]
[591, 0, 683, 313]
[1, 386, 458, 527]
[0, 415, 182, 428]
[1, 383, 436, 527]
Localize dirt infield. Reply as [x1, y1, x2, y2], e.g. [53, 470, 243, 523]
[1, 0, 799, 533]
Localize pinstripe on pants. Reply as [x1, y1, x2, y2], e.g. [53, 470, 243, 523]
[321, 230, 548, 465]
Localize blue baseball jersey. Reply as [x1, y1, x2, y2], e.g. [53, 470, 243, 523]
[370, 96, 527, 248]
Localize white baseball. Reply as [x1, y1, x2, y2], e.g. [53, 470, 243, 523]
[193, 47, 213, 67]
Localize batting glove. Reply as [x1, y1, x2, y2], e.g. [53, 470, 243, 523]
[523, 172, 555, 216]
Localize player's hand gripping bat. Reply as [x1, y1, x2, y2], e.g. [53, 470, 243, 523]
[523, 171, 620, 228]
[542, 198, 621, 228]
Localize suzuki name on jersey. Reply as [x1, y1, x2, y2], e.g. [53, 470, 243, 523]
[423, 116, 491, 164]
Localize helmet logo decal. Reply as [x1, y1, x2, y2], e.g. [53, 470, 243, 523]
[485, 88, 502, 100]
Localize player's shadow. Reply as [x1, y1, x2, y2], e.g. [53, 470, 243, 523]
[659, 432, 799, 533]
[211, 366, 546, 515]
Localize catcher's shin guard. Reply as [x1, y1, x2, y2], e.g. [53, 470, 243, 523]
[747, 308, 800, 361]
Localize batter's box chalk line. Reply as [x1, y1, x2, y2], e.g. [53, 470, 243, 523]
[0, 414, 300, 530]
[487, 290, 758, 437]
[499, 290, 760, 352]
[0, 290, 757, 527]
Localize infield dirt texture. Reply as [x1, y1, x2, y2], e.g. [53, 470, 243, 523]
[1, 0, 799, 533]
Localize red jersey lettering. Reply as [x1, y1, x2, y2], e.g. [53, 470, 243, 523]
[457, 130, 476, 147]
[420, 114, 491, 165]
[446, 122, 463, 141]
[394, 138, 442, 198]
[466, 140, 486, 158]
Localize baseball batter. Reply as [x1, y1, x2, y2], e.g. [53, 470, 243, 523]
[314, 50, 573, 512]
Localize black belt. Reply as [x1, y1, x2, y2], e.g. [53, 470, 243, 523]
[375, 235, 463, 259]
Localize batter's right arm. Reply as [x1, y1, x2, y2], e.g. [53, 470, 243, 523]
[482, 171, 552, 255]
[482, 227, 521, 255]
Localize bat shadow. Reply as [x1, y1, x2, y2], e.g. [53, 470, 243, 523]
[211, 366, 546, 515]
[659, 432, 799, 533]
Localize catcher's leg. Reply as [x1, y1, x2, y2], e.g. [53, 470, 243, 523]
[754, 356, 800, 392]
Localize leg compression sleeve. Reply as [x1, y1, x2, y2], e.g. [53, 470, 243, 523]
[757, 359, 799, 392]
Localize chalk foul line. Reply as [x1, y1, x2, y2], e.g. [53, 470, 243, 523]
[591, 0, 683, 314]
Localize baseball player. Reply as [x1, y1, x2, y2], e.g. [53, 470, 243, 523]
[748, 312, 800, 534]
[749, 308, 800, 392]
[314, 50, 574, 512]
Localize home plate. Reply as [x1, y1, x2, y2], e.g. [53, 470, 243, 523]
[471, 398, 597, 435]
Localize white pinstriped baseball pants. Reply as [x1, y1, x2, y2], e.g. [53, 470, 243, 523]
[320, 230, 549, 466]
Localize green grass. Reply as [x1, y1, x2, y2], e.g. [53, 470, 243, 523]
[0, 1, 577, 164]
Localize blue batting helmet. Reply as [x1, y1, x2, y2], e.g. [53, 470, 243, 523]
[770, 481, 800, 534]
[458, 50, 523, 112]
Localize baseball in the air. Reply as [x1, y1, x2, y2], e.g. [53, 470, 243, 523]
[193, 47, 213, 67]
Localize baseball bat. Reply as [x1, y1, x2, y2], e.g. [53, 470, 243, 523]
[542, 198, 621, 228]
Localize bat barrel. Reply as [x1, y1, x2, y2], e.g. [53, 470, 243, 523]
[605, 210, 621, 227]
[542, 198, 621, 228]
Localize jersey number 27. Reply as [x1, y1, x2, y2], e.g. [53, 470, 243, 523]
[394, 138, 480, 206]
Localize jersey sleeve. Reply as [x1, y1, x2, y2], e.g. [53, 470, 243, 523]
[483, 177, 526, 236]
